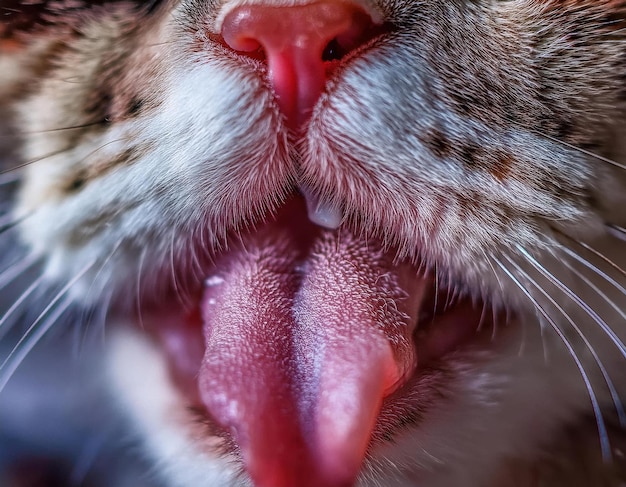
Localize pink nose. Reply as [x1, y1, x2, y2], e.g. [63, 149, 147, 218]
[221, 1, 379, 128]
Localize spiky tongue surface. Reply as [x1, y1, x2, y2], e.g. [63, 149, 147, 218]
[199, 226, 425, 487]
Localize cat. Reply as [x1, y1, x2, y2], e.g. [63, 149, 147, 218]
[1, 0, 626, 485]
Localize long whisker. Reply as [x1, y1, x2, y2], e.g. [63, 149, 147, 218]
[0, 259, 96, 391]
[503, 254, 626, 427]
[95, 287, 115, 344]
[189, 227, 204, 283]
[0, 136, 129, 177]
[77, 239, 122, 351]
[431, 263, 440, 325]
[527, 126, 626, 171]
[483, 251, 532, 355]
[0, 273, 46, 340]
[136, 247, 148, 330]
[170, 232, 191, 308]
[493, 257, 612, 461]
[560, 246, 626, 301]
[170, 232, 181, 302]
[0, 120, 107, 138]
[555, 227, 626, 279]
[0, 253, 40, 292]
[516, 245, 626, 359]
[559, 255, 626, 352]
[0, 296, 74, 392]
[0, 122, 106, 141]
[0, 146, 71, 176]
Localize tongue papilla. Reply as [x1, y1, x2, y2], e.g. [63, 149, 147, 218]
[199, 227, 424, 487]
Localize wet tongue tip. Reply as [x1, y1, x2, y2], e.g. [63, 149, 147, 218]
[246, 447, 357, 487]
[203, 334, 398, 487]
[311, 344, 399, 484]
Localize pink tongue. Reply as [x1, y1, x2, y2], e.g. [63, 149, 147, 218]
[199, 227, 424, 487]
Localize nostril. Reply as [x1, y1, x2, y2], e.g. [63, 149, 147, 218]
[208, 32, 267, 62]
[322, 9, 389, 63]
[220, 1, 386, 127]
[322, 38, 343, 62]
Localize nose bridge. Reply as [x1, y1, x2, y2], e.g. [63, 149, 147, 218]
[214, 0, 382, 32]
[223, 3, 356, 53]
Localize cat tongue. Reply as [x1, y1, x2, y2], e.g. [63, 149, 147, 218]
[199, 228, 423, 487]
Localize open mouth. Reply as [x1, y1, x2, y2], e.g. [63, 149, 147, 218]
[141, 195, 499, 487]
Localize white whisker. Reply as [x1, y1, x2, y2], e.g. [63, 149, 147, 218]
[137, 247, 147, 330]
[0, 273, 45, 340]
[0, 259, 95, 391]
[189, 228, 204, 283]
[77, 240, 123, 351]
[494, 257, 611, 461]
[0, 296, 74, 392]
[561, 246, 626, 301]
[503, 254, 626, 427]
[82, 239, 122, 305]
[559, 255, 626, 353]
[0, 253, 40, 292]
[431, 264, 440, 325]
[536, 131, 626, 171]
[96, 287, 115, 344]
[516, 245, 626, 359]
[170, 232, 182, 303]
[476, 300, 489, 332]
[484, 252, 535, 358]
[557, 233, 626, 279]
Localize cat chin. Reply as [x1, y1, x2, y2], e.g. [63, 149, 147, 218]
[106, 313, 592, 487]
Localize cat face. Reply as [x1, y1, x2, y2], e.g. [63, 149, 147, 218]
[2, 0, 626, 486]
